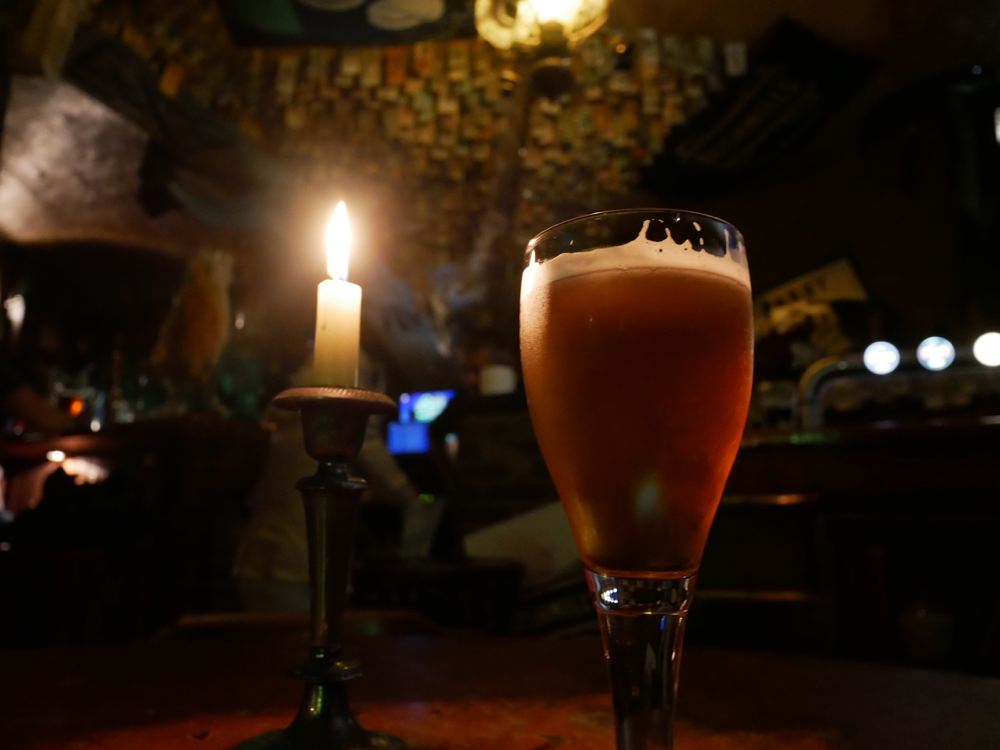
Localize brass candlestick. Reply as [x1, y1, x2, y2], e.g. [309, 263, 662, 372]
[234, 386, 409, 750]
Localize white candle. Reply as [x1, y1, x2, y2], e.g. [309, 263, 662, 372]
[313, 202, 361, 387]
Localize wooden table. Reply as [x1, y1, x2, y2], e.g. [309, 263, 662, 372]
[2, 615, 999, 750]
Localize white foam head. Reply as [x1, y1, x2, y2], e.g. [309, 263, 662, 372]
[521, 219, 750, 306]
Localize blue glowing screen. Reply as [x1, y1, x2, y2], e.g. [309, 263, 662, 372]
[387, 390, 455, 455]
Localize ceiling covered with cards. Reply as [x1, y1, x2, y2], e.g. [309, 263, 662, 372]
[6, 0, 1000, 351]
[31, 0, 752, 341]
[79, 0, 735, 247]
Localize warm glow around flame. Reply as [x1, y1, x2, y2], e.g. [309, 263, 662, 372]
[325, 201, 352, 281]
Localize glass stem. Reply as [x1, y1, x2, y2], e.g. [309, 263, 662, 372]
[586, 571, 696, 750]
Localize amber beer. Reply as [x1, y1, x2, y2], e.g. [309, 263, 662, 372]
[521, 261, 753, 577]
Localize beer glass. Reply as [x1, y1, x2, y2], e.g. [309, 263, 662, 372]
[519, 209, 753, 750]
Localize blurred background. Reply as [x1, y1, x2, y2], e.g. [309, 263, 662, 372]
[2, 0, 1000, 678]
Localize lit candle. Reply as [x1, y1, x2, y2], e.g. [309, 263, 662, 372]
[313, 202, 361, 386]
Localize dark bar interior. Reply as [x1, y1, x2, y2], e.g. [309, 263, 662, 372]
[2, 1, 1000, 749]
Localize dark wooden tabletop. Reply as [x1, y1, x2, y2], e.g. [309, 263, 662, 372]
[2, 613, 999, 750]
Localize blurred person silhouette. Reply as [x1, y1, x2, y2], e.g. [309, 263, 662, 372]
[234, 350, 418, 611]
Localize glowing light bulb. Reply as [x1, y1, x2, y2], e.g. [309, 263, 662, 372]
[863, 342, 901, 375]
[46, 450, 66, 462]
[916, 336, 955, 371]
[974, 332, 1000, 366]
[529, 0, 580, 23]
[475, 0, 607, 50]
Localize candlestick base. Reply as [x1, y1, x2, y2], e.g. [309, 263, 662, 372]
[233, 386, 410, 750]
[235, 729, 407, 750]
[232, 670, 409, 750]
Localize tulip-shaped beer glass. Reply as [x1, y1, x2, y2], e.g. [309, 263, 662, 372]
[520, 210, 753, 750]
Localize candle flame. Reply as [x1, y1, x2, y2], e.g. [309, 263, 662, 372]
[325, 201, 352, 281]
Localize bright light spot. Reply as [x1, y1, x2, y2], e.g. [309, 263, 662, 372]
[61, 457, 110, 485]
[480, 364, 517, 396]
[46, 450, 66, 462]
[917, 336, 956, 371]
[4, 294, 25, 332]
[599, 588, 619, 604]
[445, 432, 459, 462]
[994, 107, 1000, 144]
[974, 332, 1000, 366]
[412, 392, 451, 422]
[235, 312, 245, 330]
[529, 0, 582, 24]
[863, 341, 901, 375]
[90, 419, 102, 432]
[69, 398, 85, 417]
[520, 250, 539, 303]
[324, 201, 352, 281]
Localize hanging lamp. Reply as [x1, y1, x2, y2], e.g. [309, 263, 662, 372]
[475, 0, 610, 96]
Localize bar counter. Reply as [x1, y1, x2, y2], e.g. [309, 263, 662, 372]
[2, 613, 999, 750]
[728, 419, 1000, 497]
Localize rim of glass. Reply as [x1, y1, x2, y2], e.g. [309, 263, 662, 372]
[525, 207, 743, 262]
